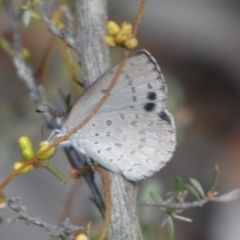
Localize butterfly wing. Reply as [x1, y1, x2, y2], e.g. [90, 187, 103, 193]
[64, 50, 168, 128]
[60, 49, 176, 181]
[71, 109, 175, 181]
[100, 50, 168, 114]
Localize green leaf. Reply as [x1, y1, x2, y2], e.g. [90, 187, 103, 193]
[166, 191, 178, 198]
[190, 178, 205, 198]
[161, 216, 169, 227]
[165, 207, 178, 215]
[22, 10, 32, 27]
[209, 164, 220, 193]
[165, 215, 175, 240]
[182, 190, 188, 199]
[185, 184, 200, 200]
[149, 191, 163, 203]
[174, 177, 183, 192]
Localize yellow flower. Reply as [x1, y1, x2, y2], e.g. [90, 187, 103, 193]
[106, 21, 120, 36]
[124, 37, 139, 50]
[13, 161, 33, 174]
[37, 141, 55, 160]
[104, 35, 117, 47]
[120, 22, 133, 36]
[75, 234, 89, 240]
[18, 136, 32, 150]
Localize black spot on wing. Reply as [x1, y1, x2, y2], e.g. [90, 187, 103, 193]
[144, 102, 155, 112]
[115, 143, 122, 147]
[147, 92, 157, 100]
[147, 83, 152, 89]
[158, 111, 171, 125]
[106, 120, 112, 126]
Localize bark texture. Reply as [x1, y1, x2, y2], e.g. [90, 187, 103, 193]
[76, 0, 143, 239]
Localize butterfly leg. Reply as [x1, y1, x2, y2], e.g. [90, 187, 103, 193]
[48, 129, 73, 148]
[48, 129, 63, 142]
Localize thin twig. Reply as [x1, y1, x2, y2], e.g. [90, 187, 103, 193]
[41, 1, 78, 52]
[8, 197, 83, 240]
[4, 0, 60, 128]
[95, 166, 111, 240]
[3, 0, 105, 216]
[0, 50, 130, 190]
[61, 165, 111, 240]
[138, 189, 240, 209]
[214, 189, 240, 202]
[132, 0, 147, 37]
[139, 199, 207, 209]
[60, 4, 75, 41]
[64, 147, 105, 217]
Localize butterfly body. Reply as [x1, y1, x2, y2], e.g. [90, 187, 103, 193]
[51, 50, 176, 181]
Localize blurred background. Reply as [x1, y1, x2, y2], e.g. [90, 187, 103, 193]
[0, 0, 240, 239]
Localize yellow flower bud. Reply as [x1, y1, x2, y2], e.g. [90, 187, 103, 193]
[22, 148, 35, 160]
[76, 234, 89, 240]
[120, 22, 133, 36]
[13, 161, 33, 174]
[39, 141, 48, 148]
[31, 0, 38, 6]
[22, 48, 31, 60]
[57, 22, 65, 30]
[21, 5, 30, 10]
[18, 136, 32, 150]
[115, 31, 128, 44]
[104, 35, 117, 47]
[37, 141, 55, 160]
[106, 21, 120, 36]
[124, 37, 139, 50]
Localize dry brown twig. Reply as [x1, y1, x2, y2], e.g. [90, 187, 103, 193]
[1, 0, 147, 239]
[0, 0, 146, 191]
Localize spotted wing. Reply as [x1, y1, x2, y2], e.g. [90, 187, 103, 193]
[70, 109, 175, 181]
[64, 50, 168, 128]
[61, 49, 176, 181]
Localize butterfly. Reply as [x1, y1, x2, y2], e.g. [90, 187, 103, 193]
[50, 49, 176, 181]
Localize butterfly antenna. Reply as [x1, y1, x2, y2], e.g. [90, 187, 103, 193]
[44, 87, 67, 114]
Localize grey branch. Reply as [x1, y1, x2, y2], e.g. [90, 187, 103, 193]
[42, 0, 106, 217]
[75, 1, 143, 239]
[60, 5, 75, 41]
[214, 189, 240, 202]
[138, 189, 240, 209]
[8, 197, 83, 240]
[5, 0, 60, 128]
[5, 0, 105, 217]
[41, 1, 78, 53]
[75, 0, 110, 88]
